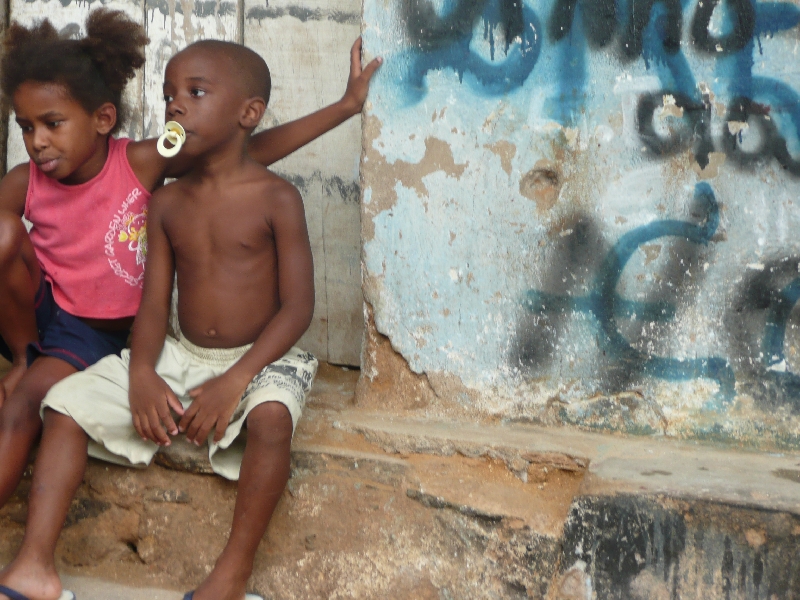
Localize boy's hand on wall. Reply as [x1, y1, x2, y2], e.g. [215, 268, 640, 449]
[341, 37, 382, 115]
[180, 372, 248, 446]
[129, 369, 183, 446]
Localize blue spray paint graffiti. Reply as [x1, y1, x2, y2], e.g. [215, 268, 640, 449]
[522, 183, 736, 401]
[397, 0, 800, 174]
[518, 184, 800, 409]
[399, 0, 541, 103]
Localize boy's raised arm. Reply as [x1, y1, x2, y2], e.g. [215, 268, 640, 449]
[128, 190, 183, 447]
[247, 37, 382, 167]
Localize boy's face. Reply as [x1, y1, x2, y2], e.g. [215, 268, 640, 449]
[13, 82, 113, 184]
[162, 48, 246, 155]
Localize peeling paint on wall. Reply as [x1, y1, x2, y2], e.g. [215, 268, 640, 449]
[361, 0, 800, 448]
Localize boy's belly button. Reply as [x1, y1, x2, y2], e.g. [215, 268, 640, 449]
[206, 329, 217, 337]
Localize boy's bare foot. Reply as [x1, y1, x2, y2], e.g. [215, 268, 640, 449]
[0, 555, 63, 600]
[0, 363, 27, 408]
[189, 554, 251, 600]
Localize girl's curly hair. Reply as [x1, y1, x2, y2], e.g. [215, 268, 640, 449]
[0, 8, 148, 133]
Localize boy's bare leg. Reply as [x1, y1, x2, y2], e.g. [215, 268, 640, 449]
[0, 409, 88, 600]
[0, 357, 77, 509]
[192, 402, 293, 600]
[0, 211, 41, 405]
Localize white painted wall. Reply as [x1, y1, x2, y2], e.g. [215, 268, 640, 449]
[6, 0, 364, 365]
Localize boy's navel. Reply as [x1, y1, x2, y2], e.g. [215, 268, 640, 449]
[206, 329, 217, 337]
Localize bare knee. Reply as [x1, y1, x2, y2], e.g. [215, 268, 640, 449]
[245, 402, 293, 446]
[42, 407, 83, 436]
[0, 382, 48, 430]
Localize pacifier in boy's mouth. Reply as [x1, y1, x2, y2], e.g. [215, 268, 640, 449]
[157, 121, 186, 157]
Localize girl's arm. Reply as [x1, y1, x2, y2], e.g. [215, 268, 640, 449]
[0, 164, 30, 216]
[247, 38, 382, 166]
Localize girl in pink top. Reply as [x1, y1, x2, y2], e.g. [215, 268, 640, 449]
[0, 8, 380, 519]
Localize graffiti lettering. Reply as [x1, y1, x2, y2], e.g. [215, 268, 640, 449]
[516, 183, 800, 407]
[519, 183, 737, 401]
[690, 0, 755, 55]
[400, 0, 800, 176]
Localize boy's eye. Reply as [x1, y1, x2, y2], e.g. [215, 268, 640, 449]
[164, 94, 174, 103]
[47, 121, 62, 128]
[191, 88, 206, 98]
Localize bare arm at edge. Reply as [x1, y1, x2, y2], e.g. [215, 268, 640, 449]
[0, 164, 30, 216]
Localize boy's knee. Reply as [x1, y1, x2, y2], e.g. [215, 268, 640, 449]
[42, 407, 83, 434]
[246, 402, 292, 443]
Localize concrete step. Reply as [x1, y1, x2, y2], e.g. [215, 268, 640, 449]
[61, 576, 182, 600]
[4, 363, 800, 598]
[333, 409, 800, 515]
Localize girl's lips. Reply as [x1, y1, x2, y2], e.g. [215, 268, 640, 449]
[37, 158, 58, 173]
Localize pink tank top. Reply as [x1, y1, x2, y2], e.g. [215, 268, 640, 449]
[25, 137, 151, 319]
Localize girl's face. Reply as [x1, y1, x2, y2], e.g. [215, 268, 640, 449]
[13, 81, 115, 185]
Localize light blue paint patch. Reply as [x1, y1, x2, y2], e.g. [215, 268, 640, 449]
[362, 0, 800, 444]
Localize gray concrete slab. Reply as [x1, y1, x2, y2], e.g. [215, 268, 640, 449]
[334, 410, 800, 514]
[60, 577, 182, 600]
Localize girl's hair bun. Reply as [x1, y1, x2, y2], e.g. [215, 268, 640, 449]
[1, 8, 148, 134]
[79, 8, 148, 95]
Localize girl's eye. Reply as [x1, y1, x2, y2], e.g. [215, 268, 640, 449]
[164, 95, 174, 103]
[48, 121, 62, 128]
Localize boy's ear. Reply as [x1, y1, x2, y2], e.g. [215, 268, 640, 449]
[94, 102, 117, 135]
[240, 97, 266, 129]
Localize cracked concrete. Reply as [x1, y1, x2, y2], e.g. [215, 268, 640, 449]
[3, 362, 800, 598]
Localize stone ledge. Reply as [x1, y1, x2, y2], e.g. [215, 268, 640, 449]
[332, 409, 800, 515]
[5, 364, 800, 598]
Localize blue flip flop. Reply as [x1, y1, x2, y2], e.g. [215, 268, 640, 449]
[183, 594, 262, 600]
[0, 586, 75, 600]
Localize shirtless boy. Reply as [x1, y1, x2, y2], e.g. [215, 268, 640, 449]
[0, 41, 316, 600]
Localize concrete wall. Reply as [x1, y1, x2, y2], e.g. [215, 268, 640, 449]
[359, 0, 800, 449]
[4, 0, 363, 365]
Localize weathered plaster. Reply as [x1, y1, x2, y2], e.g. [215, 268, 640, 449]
[361, 0, 800, 449]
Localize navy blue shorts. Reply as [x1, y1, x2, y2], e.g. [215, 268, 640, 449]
[0, 276, 130, 371]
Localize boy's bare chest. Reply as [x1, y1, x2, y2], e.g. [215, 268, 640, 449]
[164, 199, 274, 263]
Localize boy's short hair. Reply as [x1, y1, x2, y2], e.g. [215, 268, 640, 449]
[182, 40, 271, 106]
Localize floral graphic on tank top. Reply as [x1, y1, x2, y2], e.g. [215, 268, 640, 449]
[105, 187, 148, 287]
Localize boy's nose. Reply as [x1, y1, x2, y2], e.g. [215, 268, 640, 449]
[166, 99, 186, 118]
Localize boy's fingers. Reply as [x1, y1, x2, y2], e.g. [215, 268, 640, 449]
[213, 418, 227, 443]
[185, 413, 205, 443]
[166, 389, 184, 416]
[139, 416, 156, 444]
[158, 406, 178, 437]
[148, 409, 170, 445]
[193, 417, 216, 446]
[360, 57, 383, 82]
[178, 401, 200, 432]
[350, 37, 363, 75]
[165, 389, 184, 417]
[132, 413, 145, 440]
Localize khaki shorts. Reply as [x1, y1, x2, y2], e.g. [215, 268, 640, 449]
[42, 335, 318, 480]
